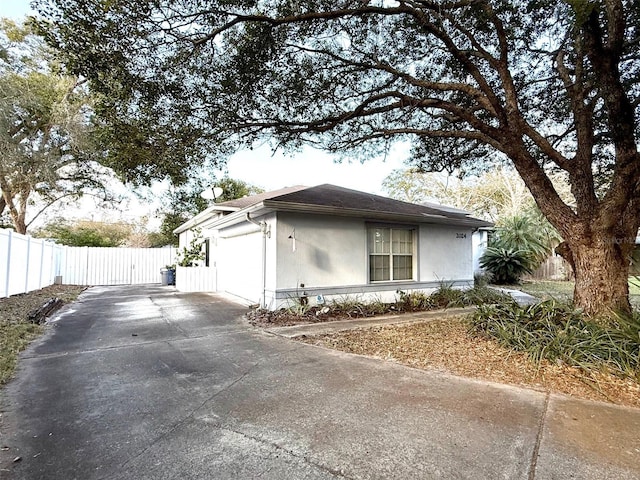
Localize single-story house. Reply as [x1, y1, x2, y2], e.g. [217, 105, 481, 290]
[174, 184, 492, 309]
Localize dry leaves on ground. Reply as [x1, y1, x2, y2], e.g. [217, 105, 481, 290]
[0, 285, 86, 324]
[300, 317, 640, 409]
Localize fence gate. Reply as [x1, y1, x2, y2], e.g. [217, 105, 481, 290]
[61, 247, 177, 286]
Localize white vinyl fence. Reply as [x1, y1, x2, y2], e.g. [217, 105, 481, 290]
[175, 266, 216, 293]
[60, 246, 176, 286]
[1, 229, 65, 298]
[1, 229, 177, 298]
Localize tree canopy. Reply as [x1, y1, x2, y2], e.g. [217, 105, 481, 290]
[382, 168, 536, 222]
[0, 19, 113, 234]
[36, 0, 640, 315]
[158, 176, 264, 246]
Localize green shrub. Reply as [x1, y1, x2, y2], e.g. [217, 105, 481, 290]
[469, 301, 640, 379]
[329, 296, 368, 317]
[396, 284, 513, 311]
[479, 247, 533, 284]
[462, 285, 514, 306]
[474, 271, 492, 287]
[395, 290, 434, 311]
[428, 283, 466, 308]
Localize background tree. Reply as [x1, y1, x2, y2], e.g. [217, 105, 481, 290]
[382, 167, 542, 223]
[37, 1, 640, 315]
[158, 176, 264, 246]
[0, 19, 114, 234]
[35, 219, 133, 247]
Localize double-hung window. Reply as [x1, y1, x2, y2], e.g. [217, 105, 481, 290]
[368, 227, 415, 282]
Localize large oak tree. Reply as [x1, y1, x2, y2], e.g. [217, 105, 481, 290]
[0, 19, 113, 234]
[37, 0, 640, 315]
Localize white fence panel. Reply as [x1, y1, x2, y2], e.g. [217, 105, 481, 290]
[1, 229, 64, 298]
[1, 228, 177, 296]
[62, 247, 176, 286]
[175, 266, 217, 293]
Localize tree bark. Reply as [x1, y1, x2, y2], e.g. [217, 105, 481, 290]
[570, 238, 633, 316]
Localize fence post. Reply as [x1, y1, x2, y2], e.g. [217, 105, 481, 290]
[4, 230, 12, 298]
[38, 238, 45, 290]
[24, 234, 31, 294]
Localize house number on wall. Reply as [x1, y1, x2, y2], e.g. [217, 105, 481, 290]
[456, 233, 467, 239]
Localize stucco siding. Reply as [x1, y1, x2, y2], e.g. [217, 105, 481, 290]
[276, 213, 367, 290]
[419, 225, 474, 282]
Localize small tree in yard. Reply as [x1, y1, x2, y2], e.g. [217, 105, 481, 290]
[38, 1, 640, 316]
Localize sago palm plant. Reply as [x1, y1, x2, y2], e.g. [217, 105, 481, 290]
[479, 247, 534, 284]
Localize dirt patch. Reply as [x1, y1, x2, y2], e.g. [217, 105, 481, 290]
[0, 285, 86, 386]
[300, 317, 640, 409]
[0, 285, 86, 325]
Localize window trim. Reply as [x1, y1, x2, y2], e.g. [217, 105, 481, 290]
[367, 225, 417, 283]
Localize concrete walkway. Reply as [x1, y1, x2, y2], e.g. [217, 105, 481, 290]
[1, 286, 638, 479]
[492, 287, 539, 305]
[266, 307, 477, 337]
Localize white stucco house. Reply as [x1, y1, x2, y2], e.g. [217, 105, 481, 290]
[174, 184, 492, 309]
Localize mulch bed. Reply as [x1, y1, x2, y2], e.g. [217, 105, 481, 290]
[246, 306, 404, 327]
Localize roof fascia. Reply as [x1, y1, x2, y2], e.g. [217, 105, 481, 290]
[262, 200, 492, 228]
[204, 202, 272, 231]
[173, 205, 239, 234]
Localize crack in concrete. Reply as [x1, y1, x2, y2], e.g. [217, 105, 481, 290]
[214, 424, 356, 480]
[109, 363, 259, 479]
[19, 329, 248, 360]
[528, 392, 550, 480]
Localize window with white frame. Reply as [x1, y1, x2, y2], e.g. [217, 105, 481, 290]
[368, 226, 415, 281]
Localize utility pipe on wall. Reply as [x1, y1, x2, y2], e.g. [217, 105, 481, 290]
[246, 213, 270, 308]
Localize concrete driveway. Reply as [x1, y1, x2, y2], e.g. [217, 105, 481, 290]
[1, 285, 638, 479]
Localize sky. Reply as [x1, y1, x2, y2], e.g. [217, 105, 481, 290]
[1, 0, 408, 227]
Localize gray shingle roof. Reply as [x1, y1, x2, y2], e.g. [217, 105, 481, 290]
[262, 184, 491, 227]
[178, 183, 492, 232]
[216, 185, 307, 209]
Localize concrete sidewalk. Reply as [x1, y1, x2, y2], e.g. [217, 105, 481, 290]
[492, 286, 539, 305]
[265, 306, 477, 337]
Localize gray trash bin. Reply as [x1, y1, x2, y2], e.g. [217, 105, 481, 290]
[160, 268, 169, 285]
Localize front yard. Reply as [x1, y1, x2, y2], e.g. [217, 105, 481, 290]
[301, 315, 640, 409]
[292, 281, 640, 409]
[515, 279, 640, 305]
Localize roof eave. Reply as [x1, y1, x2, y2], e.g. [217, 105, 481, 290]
[262, 200, 492, 228]
[203, 202, 272, 230]
[173, 205, 239, 234]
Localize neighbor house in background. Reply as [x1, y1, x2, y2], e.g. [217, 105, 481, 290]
[174, 184, 491, 309]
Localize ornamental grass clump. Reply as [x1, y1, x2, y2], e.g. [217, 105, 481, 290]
[469, 300, 640, 380]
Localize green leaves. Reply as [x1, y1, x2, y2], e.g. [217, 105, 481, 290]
[479, 247, 534, 284]
[470, 301, 640, 380]
[479, 210, 561, 284]
[0, 20, 112, 233]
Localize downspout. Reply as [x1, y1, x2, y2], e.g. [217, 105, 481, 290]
[246, 213, 270, 308]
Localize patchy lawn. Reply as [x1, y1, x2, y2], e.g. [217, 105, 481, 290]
[0, 285, 85, 385]
[300, 316, 640, 409]
[508, 279, 640, 306]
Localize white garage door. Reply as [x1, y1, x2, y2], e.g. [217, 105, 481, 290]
[217, 232, 262, 304]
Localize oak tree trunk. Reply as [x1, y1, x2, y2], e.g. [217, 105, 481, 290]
[568, 239, 633, 316]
